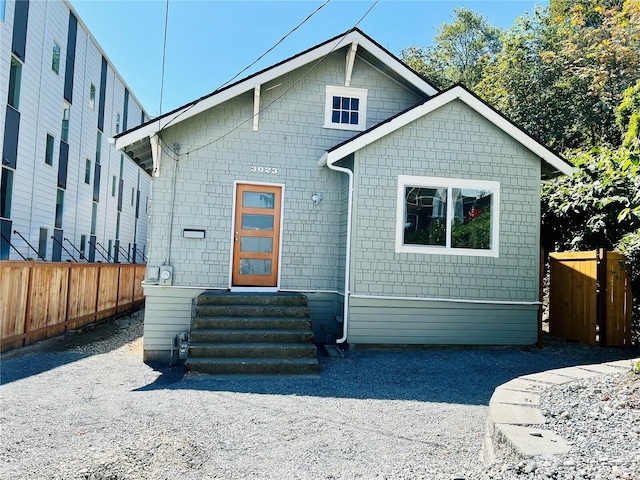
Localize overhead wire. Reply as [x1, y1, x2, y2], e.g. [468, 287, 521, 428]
[165, 0, 380, 157]
[158, 0, 170, 118]
[159, 0, 331, 134]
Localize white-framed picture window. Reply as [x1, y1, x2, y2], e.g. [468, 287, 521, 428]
[324, 85, 367, 131]
[396, 175, 500, 257]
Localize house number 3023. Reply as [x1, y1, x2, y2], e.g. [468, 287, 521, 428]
[250, 166, 278, 174]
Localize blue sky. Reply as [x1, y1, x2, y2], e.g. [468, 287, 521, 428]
[69, 0, 547, 117]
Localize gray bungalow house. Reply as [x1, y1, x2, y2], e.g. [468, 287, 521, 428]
[115, 29, 573, 365]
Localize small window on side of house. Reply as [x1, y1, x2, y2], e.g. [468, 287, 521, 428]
[112, 176, 116, 197]
[80, 234, 86, 256]
[61, 104, 70, 143]
[84, 159, 91, 184]
[8, 56, 22, 110]
[324, 85, 367, 132]
[45, 134, 55, 165]
[89, 84, 96, 110]
[52, 43, 61, 74]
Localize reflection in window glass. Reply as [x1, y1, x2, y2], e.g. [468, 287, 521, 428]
[240, 237, 272, 253]
[45, 134, 55, 165]
[52, 43, 61, 74]
[240, 259, 271, 275]
[403, 185, 493, 250]
[242, 192, 274, 209]
[55, 189, 64, 228]
[8, 57, 22, 110]
[241, 214, 273, 231]
[451, 189, 492, 250]
[403, 187, 447, 246]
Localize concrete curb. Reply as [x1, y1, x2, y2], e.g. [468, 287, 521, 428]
[482, 357, 640, 464]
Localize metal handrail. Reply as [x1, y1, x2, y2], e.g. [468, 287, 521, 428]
[135, 247, 147, 262]
[88, 238, 110, 262]
[12, 230, 46, 261]
[118, 245, 131, 263]
[50, 235, 77, 262]
[64, 238, 88, 261]
[95, 241, 112, 262]
[0, 232, 28, 260]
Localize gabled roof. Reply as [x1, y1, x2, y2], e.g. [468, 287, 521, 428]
[318, 84, 575, 179]
[114, 28, 439, 172]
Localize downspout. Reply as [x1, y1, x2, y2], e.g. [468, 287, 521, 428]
[324, 155, 353, 344]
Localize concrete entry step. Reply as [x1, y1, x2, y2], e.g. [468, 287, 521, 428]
[197, 291, 308, 306]
[188, 342, 318, 359]
[187, 291, 319, 376]
[195, 304, 310, 318]
[189, 329, 315, 344]
[185, 357, 320, 375]
[192, 316, 312, 330]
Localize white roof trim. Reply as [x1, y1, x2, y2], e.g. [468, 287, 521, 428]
[319, 86, 574, 177]
[116, 30, 437, 151]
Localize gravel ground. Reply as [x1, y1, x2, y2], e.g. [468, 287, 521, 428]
[483, 369, 640, 480]
[1, 309, 638, 480]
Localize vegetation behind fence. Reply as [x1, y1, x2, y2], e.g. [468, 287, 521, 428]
[1, 262, 145, 352]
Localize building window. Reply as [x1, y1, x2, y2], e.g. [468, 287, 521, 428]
[396, 175, 500, 257]
[61, 105, 70, 142]
[111, 176, 116, 196]
[84, 159, 91, 184]
[324, 85, 367, 131]
[107, 239, 113, 260]
[38, 228, 48, 259]
[115, 113, 120, 134]
[1, 167, 14, 218]
[91, 203, 97, 235]
[8, 56, 22, 110]
[80, 234, 86, 256]
[55, 189, 65, 228]
[45, 134, 55, 165]
[95, 131, 102, 164]
[131, 187, 135, 206]
[119, 155, 124, 179]
[89, 84, 96, 110]
[116, 212, 120, 239]
[145, 197, 148, 213]
[52, 43, 61, 74]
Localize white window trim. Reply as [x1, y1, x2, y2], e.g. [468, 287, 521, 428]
[323, 85, 367, 132]
[395, 175, 500, 257]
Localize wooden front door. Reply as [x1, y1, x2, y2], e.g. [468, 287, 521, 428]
[232, 184, 281, 287]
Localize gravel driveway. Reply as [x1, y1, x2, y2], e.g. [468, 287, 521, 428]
[0, 310, 637, 480]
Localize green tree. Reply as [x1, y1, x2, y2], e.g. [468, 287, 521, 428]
[478, 0, 640, 150]
[401, 8, 502, 90]
[616, 80, 640, 146]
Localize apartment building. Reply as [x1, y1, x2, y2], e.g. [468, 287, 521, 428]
[1, 0, 151, 263]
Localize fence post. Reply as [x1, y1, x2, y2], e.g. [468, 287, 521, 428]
[596, 248, 608, 346]
[22, 263, 34, 347]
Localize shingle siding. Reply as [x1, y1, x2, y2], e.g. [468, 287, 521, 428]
[140, 48, 427, 353]
[351, 100, 541, 302]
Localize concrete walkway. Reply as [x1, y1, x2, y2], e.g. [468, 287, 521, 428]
[483, 358, 640, 463]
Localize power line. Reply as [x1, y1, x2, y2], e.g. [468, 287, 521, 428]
[158, 0, 170, 118]
[166, 0, 380, 157]
[159, 0, 331, 133]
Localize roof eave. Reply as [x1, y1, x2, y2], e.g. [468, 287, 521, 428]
[320, 85, 575, 178]
[115, 28, 438, 151]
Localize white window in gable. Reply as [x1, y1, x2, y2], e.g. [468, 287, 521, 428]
[396, 175, 500, 257]
[324, 85, 367, 131]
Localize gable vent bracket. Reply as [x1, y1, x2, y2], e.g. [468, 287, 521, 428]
[345, 41, 358, 87]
